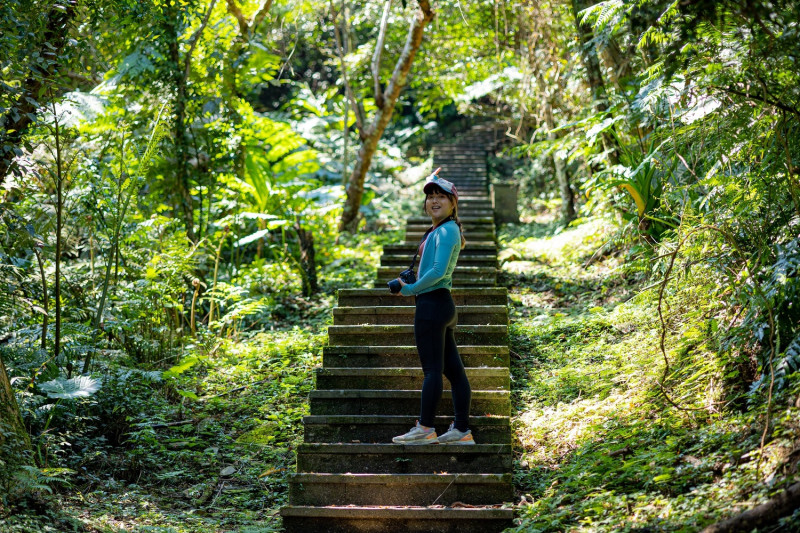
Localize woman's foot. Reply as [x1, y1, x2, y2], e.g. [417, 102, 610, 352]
[392, 421, 438, 444]
[437, 422, 475, 445]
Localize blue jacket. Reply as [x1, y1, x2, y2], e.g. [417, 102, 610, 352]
[400, 220, 461, 296]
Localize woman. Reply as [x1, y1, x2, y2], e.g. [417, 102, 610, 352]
[391, 169, 474, 445]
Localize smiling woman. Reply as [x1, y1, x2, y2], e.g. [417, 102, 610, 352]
[391, 170, 473, 445]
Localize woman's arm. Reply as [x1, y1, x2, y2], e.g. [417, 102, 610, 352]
[400, 224, 459, 296]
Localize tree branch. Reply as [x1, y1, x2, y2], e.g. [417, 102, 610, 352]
[382, 0, 434, 110]
[184, 0, 219, 80]
[226, 0, 249, 35]
[371, 0, 392, 110]
[712, 85, 800, 119]
[249, 0, 274, 35]
[331, 1, 366, 135]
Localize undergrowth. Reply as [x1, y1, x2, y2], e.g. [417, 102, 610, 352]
[503, 203, 800, 532]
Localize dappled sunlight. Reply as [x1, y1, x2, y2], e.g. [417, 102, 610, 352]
[501, 216, 618, 267]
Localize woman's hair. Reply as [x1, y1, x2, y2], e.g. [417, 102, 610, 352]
[422, 184, 467, 249]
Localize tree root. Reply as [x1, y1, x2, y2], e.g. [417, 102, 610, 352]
[700, 482, 800, 533]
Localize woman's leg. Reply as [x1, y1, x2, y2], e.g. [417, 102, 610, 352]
[443, 323, 471, 432]
[415, 318, 446, 428]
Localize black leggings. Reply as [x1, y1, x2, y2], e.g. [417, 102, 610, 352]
[414, 288, 471, 432]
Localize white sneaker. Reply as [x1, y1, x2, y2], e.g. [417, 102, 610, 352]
[392, 421, 438, 444]
[437, 422, 475, 445]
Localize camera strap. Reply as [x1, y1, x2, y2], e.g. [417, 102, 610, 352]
[408, 226, 434, 273]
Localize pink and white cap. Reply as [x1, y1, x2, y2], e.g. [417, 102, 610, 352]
[422, 168, 459, 200]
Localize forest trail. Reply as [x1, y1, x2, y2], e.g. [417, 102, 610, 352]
[280, 125, 515, 532]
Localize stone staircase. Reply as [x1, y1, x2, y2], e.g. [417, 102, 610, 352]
[281, 125, 513, 532]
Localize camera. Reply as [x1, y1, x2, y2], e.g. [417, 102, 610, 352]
[387, 268, 416, 294]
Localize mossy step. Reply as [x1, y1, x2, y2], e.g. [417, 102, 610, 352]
[455, 194, 490, 199]
[380, 253, 497, 268]
[333, 305, 507, 325]
[288, 473, 513, 506]
[407, 216, 494, 224]
[405, 222, 496, 233]
[296, 443, 512, 474]
[455, 199, 492, 206]
[405, 232, 496, 242]
[383, 243, 497, 255]
[302, 415, 511, 444]
[281, 505, 513, 533]
[375, 266, 497, 284]
[405, 225, 497, 238]
[372, 279, 496, 289]
[315, 367, 509, 391]
[327, 324, 507, 346]
[401, 240, 496, 248]
[322, 345, 509, 367]
[309, 389, 510, 417]
[336, 287, 507, 307]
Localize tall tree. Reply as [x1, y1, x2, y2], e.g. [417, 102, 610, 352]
[336, 0, 435, 232]
[162, 0, 218, 243]
[525, 2, 575, 223]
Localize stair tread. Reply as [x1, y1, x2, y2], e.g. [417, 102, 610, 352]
[334, 305, 506, 313]
[310, 389, 508, 398]
[317, 367, 508, 375]
[281, 506, 513, 518]
[290, 472, 511, 483]
[304, 414, 509, 424]
[299, 443, 511, 453]
[323, 345, 508, 354]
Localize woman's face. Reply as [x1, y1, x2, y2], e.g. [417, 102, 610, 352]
[426, 191, 455, 222]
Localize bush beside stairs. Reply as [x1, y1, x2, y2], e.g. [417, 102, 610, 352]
[281, 125, 515, 532]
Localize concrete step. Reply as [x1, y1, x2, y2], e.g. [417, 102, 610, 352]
[437, 167, 486, 173]
[405, 222, 495, 232]
[288, 473, 513, 505]
[456, 199, 492, 206]
[376, 266, 497, 286]
[336, 288, 507, 307]
[456, 193, 491, 199]
[405, 231, 495, 242]
[281, 505, 514, 533]
[327, 325, 507, 346]
[382, 242, 497, 255]
[315, 367, 509, 391]
[322, 345, 509, 368]
[302, 415, 511, 444]
[309, 389, 510, 416]
[404, 222, 495, 233]
[333, 305, 507, 325]
[406, 216, 494, 225]
[380, 253, 497, 268]
[296, 443, 512, 474]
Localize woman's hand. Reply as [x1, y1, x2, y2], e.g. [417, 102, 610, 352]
[393, 278, 409, 296]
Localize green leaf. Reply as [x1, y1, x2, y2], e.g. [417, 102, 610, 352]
[39, 376, 101, 400]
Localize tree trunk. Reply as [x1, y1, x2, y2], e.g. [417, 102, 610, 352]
[165, 3, 196, 243]
[700, 482, 800, 533]
[545, 104, 574, 223]
[0, 1, 78, 186]
[571, 0, 619, 165]
[53, 103, 66, 376]
[525, 7, 575, 224]
[294, 220, 319, 297]
[338, 0, 435, 232]
[0, 352, 33, 496]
